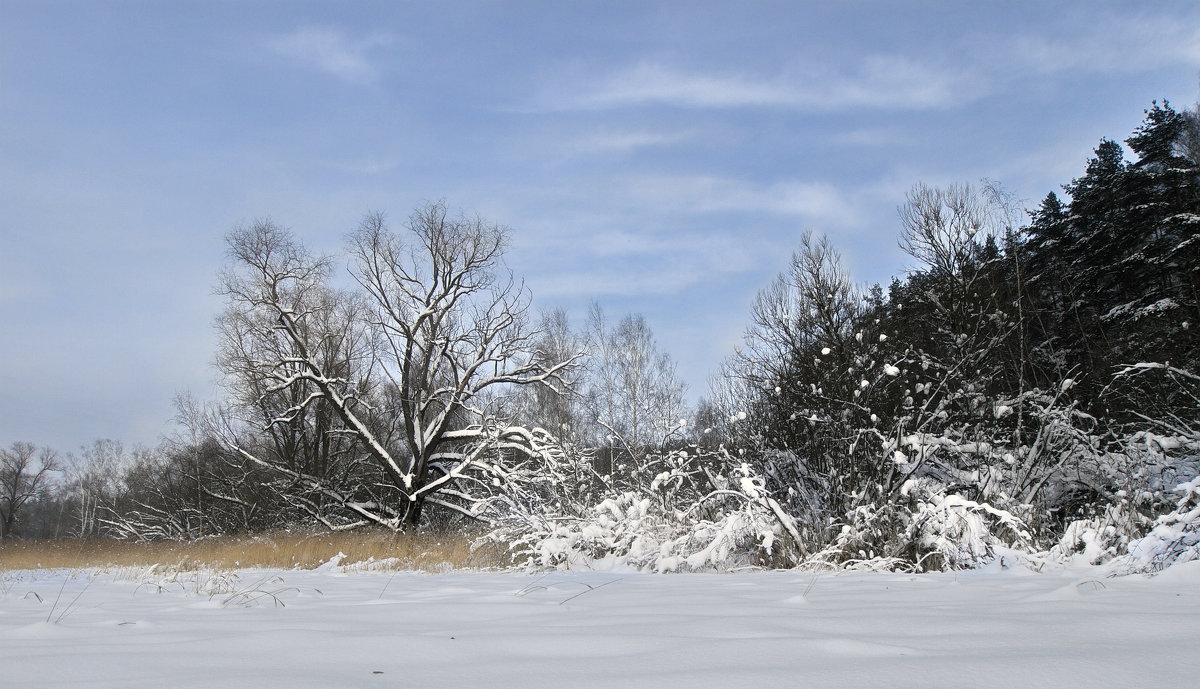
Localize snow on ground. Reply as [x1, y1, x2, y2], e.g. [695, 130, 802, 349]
[2, 561, 1198, 688]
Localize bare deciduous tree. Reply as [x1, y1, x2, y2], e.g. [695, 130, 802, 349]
[584, 304, 687, 455]
[735, 230, 863, 389]
[510, 307, 587, 442]
[217, 222, 373, 493]
[722, 230, 873, 528]
[0, 442, 59, 541]
[217, 203, 579, 530]
[68, 439, 126, 537]
[898, 182, 994, 280]
[345, 204, 580, 525]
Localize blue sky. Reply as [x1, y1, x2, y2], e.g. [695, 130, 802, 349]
[2, 1, 1198, 452]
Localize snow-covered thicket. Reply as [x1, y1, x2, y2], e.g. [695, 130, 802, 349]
[10, 102, 1199, 580]
[480, 358, 1199, 574]
[486, 441, 803, 572]
[1119, 474, 1200, 573]
[574, 101, 1200, 575]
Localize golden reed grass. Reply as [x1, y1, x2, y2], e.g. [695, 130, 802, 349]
[0, 529, 509, 572]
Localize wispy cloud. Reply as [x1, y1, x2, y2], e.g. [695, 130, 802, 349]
[1010, 14, 1200, 76]
[268, 27, 393, 85]
[564, 128, 696, 156]
[532, 262, 713, 299]
[508, 175, 864, 300]
[525, 230, 765, 299]
[545, 55, 974, 112]
[622, 175, 864, 227]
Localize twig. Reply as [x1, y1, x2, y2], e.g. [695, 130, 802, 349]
[47, 573, 93, 624]
[803, 574, 820, 599]
[558, 578, 622, 605]
[514, 573, 553, 597]
[379, 569, 404, 599]
[46, 576, 72, 623]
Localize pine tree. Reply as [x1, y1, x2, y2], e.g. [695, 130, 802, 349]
[1118, 101, 1200, 372]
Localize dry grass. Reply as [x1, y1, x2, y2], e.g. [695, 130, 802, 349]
[0, 529, 511, 573]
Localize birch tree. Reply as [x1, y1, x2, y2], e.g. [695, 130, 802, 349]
[68, 439, 125, 537]
[583, 304, 687, 455]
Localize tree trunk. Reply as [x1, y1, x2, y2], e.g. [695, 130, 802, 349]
[402, 496, 424, 529]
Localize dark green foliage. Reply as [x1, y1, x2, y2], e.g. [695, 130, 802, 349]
[1022, 100, 1200, 422]
[735, 99, 1200, 563]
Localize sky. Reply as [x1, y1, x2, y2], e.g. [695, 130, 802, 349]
[2, 1, 1199, 453]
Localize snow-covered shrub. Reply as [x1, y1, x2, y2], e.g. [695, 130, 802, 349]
[808, 478, 1030, 572]
[901, 480, 1030, 569]
[1113, 474, 1200, 574]
[1049, 500, 1150, 566]
[1086, 364, 1200, 573]
[487, 452, 802, 572]
[1044, 431, 1200, 566]
[498, 492, 666, 570]
[661, 463, 802, 571]
[806, 502, 914, 572]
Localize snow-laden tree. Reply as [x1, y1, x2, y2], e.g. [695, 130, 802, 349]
[721, 230, 878, 534]
[344, 205, 580, 525]
[1022, 101, 1200, 412]
[216, 203, 579, 530]
[216, 220, 377, 528]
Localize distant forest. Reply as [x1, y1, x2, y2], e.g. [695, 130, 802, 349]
[4, 98, 1199, 573]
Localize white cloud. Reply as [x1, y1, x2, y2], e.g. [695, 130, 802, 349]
[551, 55, 975, 112]
[564, 128, 696, 156]
[1010, 15, 1200, 76]
[579, 63, 793, 109]
[268, 27, 393, 84]
[503, 172, 867, 300]
[622, 175, 864, 227]
[506, 202, 775, 299]
[525, 231, 766, 300]
[531, 263, 705, 299]
[508, 177, 864, 301]
[818, 56, 972, 110]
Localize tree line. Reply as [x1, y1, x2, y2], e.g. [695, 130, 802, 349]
[4, 99, 1198, 573]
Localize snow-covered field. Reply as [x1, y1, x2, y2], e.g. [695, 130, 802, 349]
[2, 561, 1198, 688]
